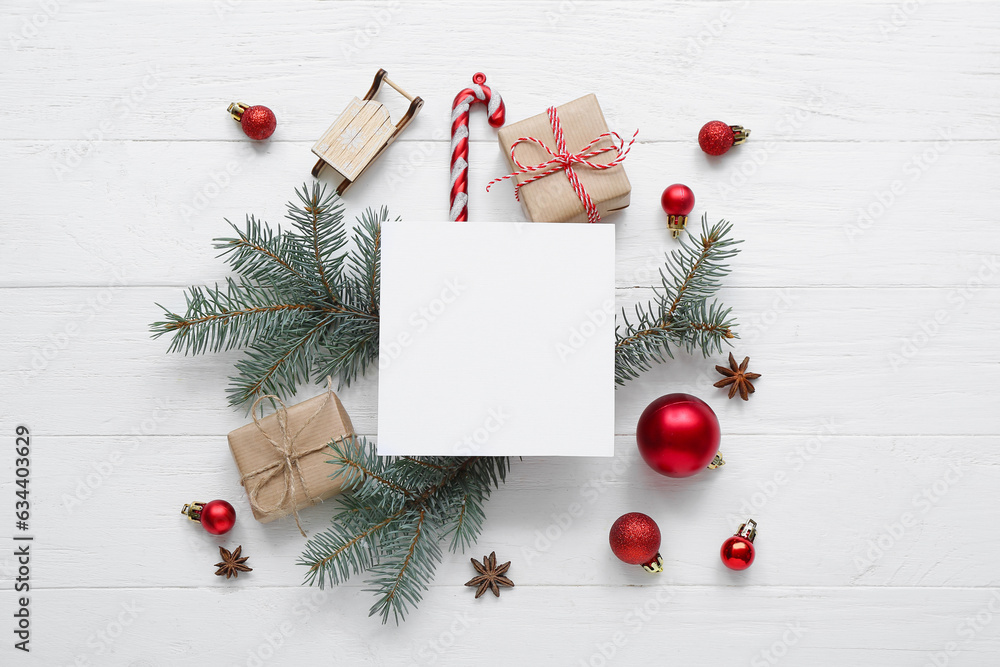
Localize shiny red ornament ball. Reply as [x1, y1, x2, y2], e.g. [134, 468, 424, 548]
[721, 535, 755, 570]
[609, 512, 662, 570]
[698, 121, 750, 156]
[199, 499, 237, 535]
[660, 183, 695, 217]
[721, 519, 758, 570]
[636, 393, 721, 478]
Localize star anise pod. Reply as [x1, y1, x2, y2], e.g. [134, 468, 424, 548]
[714, 352, 761, 401]
[465, 551, 514, 599]
[214, 545, 252, 579]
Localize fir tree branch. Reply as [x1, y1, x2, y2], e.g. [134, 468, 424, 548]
[308, 202, 337, 304]
[229, 314, 339, 407]
[403, 457, 446, 471]
[614, 216, 741, 385]
[371, 508, 428, 624]
[215, 216, 319, 295]
[303, 509, 403, 582]
[153, 184, 387, 405]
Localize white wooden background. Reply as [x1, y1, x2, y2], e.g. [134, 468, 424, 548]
[2, 1, 999, 664]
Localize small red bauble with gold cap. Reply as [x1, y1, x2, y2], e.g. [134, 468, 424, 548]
[698, 120, 750, 156]
[181, 499, 236, 535]
[721, 518, 758, 570]
[228, 102, 277, 140]
[660, 184, 696, 238]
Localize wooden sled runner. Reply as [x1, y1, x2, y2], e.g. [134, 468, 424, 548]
[310, 69, 424, 195]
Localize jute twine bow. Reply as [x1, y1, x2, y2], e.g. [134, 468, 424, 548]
[487, 106, 637, 223]
[241, 378, 339, 537]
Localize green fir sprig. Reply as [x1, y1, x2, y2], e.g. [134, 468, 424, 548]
[615, 215, 741, 385]
[151, 184, 387, 408]
[299, 438, 510, 624]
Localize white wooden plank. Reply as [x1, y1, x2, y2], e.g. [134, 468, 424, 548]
[0, 434, 995, 590]
[3, 285, 998, 436]
[0, 586, 997, 665]
[1, 138, 995, 288]
[2, 1, 998, 142]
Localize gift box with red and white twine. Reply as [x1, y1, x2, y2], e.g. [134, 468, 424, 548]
[491, 94, 635, 223]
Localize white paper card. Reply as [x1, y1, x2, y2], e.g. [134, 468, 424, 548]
[377, 221, 615, 457]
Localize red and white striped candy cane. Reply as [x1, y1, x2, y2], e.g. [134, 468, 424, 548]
[450, 72, 505, 221]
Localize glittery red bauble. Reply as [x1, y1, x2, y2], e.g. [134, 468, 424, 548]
[636, 393, 721, 478]
[699, 121, 736, 156]
[721, 535, 755, 570]
[660, 184, 695, 217]
[240, 105, 276, 140]
[199, 499, 236, 535]
[609, 512, 661, 566]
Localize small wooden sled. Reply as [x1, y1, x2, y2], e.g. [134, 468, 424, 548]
[310, 69, 424, 195]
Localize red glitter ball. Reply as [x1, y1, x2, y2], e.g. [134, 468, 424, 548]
[609, 512, 661, 566]
[240, 105, 277, 140]
[698, 120, 736, 156]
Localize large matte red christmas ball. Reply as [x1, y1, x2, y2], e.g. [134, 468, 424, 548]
[609, 512, 661, 566]
[636, 393, 721, 478]
[200, 499, 237, 535]
[721, 535, 755, 570]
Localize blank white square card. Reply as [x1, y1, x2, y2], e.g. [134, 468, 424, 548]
[377, 220, 615, 457]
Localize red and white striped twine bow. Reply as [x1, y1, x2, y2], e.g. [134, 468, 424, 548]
[487, 106, 637, 223]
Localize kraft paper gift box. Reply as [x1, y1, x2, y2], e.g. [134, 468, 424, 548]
[496, 94, 632, 223]
[227, 387, 355, 526]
